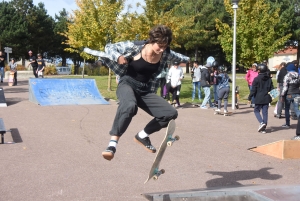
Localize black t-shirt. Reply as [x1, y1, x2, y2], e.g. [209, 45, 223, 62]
[37, 58, 45, 71]
[29, 55, 38, 67]
[0, 55, 5, 67]
[126, 56, 160, 83]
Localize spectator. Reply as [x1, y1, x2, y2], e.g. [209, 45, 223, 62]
[156, 63, 168, 98]
[166, 61, 184, 107]
[275, 62, 286, 118]
[191, 61, 201, 103]
[245, 63, 258, 108]
[200, 62, 213, 109]
[280, 63, 300, 130]
[27, 50, 38, 78]
[0, 51, 5, 83]
[36, 53, 45, 78]
[248, 64, 274, 134]
[211, 66, 219, 106]
[8, 58, 17, 86]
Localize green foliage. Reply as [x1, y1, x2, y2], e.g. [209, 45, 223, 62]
[44, 66, 57, 75]
[99, 66, 109, 75]
[216, 0, 292, 67]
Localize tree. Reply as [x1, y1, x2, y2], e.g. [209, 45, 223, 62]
[64, 0, 124, 88]
[216, 0, 292, 67]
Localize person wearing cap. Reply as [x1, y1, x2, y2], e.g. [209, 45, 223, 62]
[245, 63, 258, 108]
[166, 61, 184, 107]
[200, 61, 213, 109]
[83, 25, 190, 161]
[27, 50, 38, 78]
[8, 58, 18, 86]
[280, 63, 300, 137]
[0, 51, 5, 83]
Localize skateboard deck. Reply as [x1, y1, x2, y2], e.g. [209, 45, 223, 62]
[214, 110, 233, 116]
[269, 89, 279, 99]
[144, 120, 179, 184]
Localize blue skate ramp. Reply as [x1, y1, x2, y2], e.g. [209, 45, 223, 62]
[29, 78, 109, 106]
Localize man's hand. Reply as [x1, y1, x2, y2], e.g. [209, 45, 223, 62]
[117, 56, 127, 65]
[248, 100, 251, 105]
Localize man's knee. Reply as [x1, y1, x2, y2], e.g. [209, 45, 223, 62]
[120, 101, 138, 116]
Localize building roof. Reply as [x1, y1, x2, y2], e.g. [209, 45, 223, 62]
[274, 46, 297, 56]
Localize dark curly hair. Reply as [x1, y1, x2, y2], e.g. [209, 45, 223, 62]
[148, 25, 172, 46]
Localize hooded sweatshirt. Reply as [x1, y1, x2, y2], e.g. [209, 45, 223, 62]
[281, 71, 300, 96]
[245, 69, 258, 86]
[248, 72, 274, 104]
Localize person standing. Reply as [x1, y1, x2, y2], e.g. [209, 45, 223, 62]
[245, 63, 258, 108]
[248, 64, 274, 134]
[200, 62, 213, 109]
[166, 61, 184, 107]
[84, 25, 190, 161]
[8, 58, 18, 86]
[36, 53, 45, 78]
[211, 66, 219, 106]
[214, 65, 231, 114]
[27, 50, 38, 78]
[275, 62, 286, 118]
[156, 63, 168, 98]
[280, 63, 300, 130]
[0, 51, 5, 83]
[191, 61, 201, 102]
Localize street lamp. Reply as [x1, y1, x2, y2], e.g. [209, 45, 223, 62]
[231, 0, 239, 110]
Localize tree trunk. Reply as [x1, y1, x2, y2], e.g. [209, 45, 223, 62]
[107, 68, 112, 91]
[186, 49, 189, 74]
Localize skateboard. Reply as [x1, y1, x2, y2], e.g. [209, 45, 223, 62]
[214, 110, 233, 116]
[269, 89, 279, 99]
[144, 120, 179, 184]
[8, 71, 14, 86]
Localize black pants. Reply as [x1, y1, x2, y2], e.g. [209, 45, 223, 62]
[13, 71, 17, 85]
[166, 82, 181, 104]
[109, 76, 178, 136]
[32, 67, 38, 78]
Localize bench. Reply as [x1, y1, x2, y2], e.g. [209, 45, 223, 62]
[0, 118, 11, 144]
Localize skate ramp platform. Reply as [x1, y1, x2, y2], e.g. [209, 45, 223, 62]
[28, 78, 109, 106]
[143, 185, 300, 201]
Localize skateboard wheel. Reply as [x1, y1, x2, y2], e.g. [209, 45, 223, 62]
[153, 175, 158, 180]
[161, 169, 165, 174]
[174, 135, 180, 141]
[167, 141, 173, 146]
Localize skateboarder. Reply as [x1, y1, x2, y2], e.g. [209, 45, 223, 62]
[214, 65, 231, 114]
[84, 25, 190, 160]
[248, 63, 274, 134]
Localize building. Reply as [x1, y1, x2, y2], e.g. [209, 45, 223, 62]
[268, 46, 297, 71]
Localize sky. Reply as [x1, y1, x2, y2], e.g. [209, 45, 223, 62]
[32, 0, 145, 18]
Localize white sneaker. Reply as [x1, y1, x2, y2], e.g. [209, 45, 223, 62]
[224, 109, 228, 113]
[215, 109, 221, 112]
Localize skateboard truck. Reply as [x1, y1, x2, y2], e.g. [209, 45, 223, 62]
[153, 168, 165, 180]
[167, 135, 180, 146]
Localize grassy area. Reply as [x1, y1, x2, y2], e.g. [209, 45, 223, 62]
[81, 74, 277, 105]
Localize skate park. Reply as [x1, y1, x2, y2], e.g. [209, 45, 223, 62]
[0, 78, 300, 201]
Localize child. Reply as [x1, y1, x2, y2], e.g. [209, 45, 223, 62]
[36, 53, 45, 78]
[248, 63, 274, 134]
[8, 58, 17, 86]
[166, 61, 184, 107]
[191, 61, 201, 102]
[214, 65, 231, 114]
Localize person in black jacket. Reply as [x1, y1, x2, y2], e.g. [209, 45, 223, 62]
[276, 62, 287, 118]
[200, 62, 213, 109]
[248, 64, 274, 134]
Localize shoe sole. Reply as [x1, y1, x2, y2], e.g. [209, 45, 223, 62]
[102, 151, 114, 161]
[258, 124, 266, 132]
[134, 137, 156, 153]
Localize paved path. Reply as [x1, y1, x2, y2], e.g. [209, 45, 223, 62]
[0, 80, 299, 201]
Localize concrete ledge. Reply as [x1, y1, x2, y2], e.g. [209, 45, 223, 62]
[5, 71, 35, 80]
[143, 185, 300, 201]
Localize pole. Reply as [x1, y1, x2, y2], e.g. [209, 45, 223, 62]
[82, 59, 85, 78]
[232, 3, 238, 110]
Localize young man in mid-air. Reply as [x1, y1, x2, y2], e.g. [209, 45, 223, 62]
[84, 25, 190, 160]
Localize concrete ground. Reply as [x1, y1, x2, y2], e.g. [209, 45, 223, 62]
[0, 79, 299, 201]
